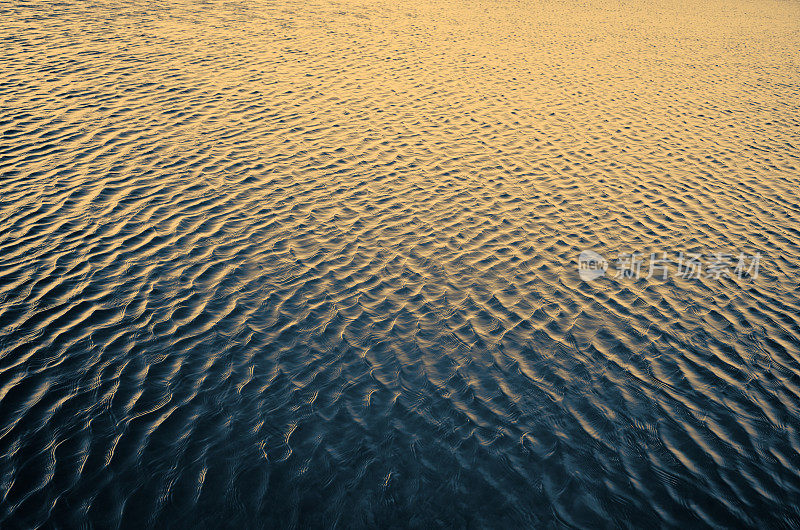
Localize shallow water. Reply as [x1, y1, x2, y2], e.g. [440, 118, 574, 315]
[2, 0, 800, 527]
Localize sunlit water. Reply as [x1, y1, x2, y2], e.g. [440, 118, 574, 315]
[2, 0, 800, 527]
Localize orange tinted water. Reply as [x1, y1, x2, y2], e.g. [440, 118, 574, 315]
[2, 0, 800, 526]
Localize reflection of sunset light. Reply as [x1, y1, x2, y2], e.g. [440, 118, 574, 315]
[2, 0, 799, 527]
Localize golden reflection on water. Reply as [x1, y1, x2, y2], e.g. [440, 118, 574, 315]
[2, 0, 800, 526]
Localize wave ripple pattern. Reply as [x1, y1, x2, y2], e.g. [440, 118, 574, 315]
[2, 0, 800, 527]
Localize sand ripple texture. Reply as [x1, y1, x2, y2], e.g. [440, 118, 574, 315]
[2, 0, 800, 527]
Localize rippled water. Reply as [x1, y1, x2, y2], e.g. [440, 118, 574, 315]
[2, 0, 800, 527]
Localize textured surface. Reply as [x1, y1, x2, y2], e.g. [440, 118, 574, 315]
[2, 0, 800, 527]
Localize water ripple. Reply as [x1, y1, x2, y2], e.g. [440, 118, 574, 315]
[2, 0, 800, 527]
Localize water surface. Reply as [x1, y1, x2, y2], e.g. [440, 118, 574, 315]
[2, 0, 800, 527]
